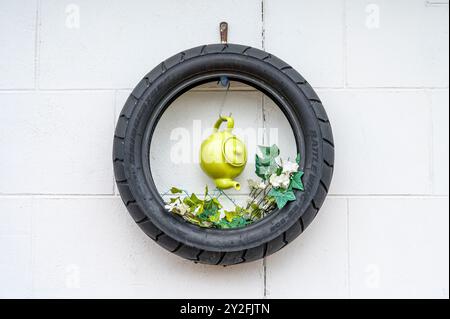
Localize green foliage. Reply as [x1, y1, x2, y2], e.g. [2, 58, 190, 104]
[166, 184, 252, 229]
[170, 187, 183, 194]
[268, 188, 296, 209]
[255, 145, 280, 180]
[259, 145, 280, 159]
[249, 203, 263, 219]
[198, 199, 220, 221]
[216, 216, 249, 229]
[189, 193, 201, 204]
[166, 147, 306, 229]
[224, 206, 244, 222]
[267, 152, 304, 208]
[208, 210, 222, 223]
[289, 171, 304, 191]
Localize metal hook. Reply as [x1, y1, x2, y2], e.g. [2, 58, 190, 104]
[220, 22, 228, 44]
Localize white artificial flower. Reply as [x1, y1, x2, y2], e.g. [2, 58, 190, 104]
[165, 202, 177, 212]
[269, 174, 281, 188]
[165, 199, 189, 216]
[269, 173, 291, 189]
[219, 210, 226, 219]
[178, 203, 189, 216]
[249, 179, 267, 190]
[193, 206, 201, 216]
[282, 161, 299, 175]
[248, 179, 259, 189]
[279, 174, 291, 189]
[257, 181, 267, 189]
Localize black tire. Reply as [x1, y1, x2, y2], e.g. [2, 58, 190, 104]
[114, 44, 334, 265]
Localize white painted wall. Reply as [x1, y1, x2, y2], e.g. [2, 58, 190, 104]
[0, 0, 448, 299]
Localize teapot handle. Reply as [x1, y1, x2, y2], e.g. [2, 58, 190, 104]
[213, 115, 234, 132]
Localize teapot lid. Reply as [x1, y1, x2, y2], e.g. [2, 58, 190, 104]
[222, 136, 247, 167]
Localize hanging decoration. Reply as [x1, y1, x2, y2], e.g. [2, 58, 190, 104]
[113, 21, 334, 265]
[165, 137, 304, 229]
[199, 115, 247, 190]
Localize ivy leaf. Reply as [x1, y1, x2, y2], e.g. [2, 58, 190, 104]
[290, 171, 304, 191]
[183, 197, 195, 207]
[212, 198, 222, 209]
[215, 219, 230, 229]
[255, 144, 281, 180]
[224, 206, 246, 222]
[229, 216, 248, 228]
[255, 161, 278, 180]
[208, 210, 222, 223]
[198, 199, 220, 221]
[225, 210, 239, 222]
[215, 215, 250, 229]
[268, 188, 296, 209]
[189, 193, 201, 205]
[259, 145, 280, 159]
[170, 187, 183, 194]
[255, 153, 272, 166]
[250, 203, 262, 219]
[198, 205, 217, 221]
[183, 193, 203, 213]
[276, 165, 283, 175]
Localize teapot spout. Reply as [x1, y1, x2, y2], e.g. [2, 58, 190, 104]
[215, 178, 241, 191]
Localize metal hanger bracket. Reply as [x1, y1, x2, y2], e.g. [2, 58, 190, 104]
[220, 22, 228, 44]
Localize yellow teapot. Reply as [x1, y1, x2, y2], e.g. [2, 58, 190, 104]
[200, 116, 247, 190]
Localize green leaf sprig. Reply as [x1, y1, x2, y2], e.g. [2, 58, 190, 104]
[165, 144, 305, 229]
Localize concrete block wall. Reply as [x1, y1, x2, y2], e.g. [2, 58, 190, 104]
[0, 0, 448, 298]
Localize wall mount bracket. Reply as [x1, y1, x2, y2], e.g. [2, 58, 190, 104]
[220, 22, 228, 44]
